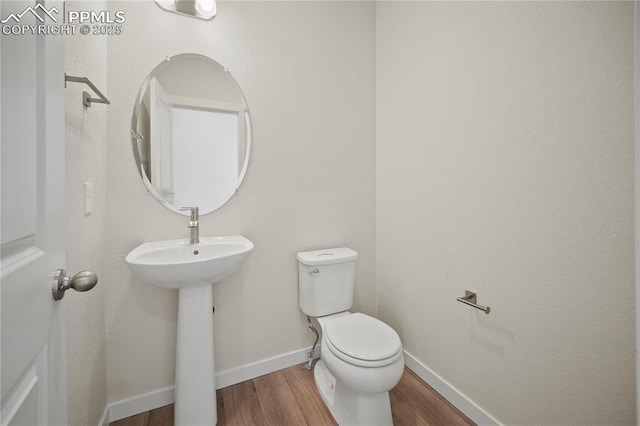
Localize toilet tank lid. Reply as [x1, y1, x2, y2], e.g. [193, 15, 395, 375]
[297, 247, 358, 266]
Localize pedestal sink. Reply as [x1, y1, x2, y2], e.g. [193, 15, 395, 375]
[125, 236, 253, 425]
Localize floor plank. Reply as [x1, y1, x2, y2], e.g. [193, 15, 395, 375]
[110, 365, 474, 426]
[284, 363, 336, 426]
[218, 379, 263, 426]
[146, 404, 173, 426]
[393, 369, 474, 426]
[110, 411, 149, 426]
[254, 370, 308, 425]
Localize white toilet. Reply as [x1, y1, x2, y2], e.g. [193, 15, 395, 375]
[298, 247, 404, 426]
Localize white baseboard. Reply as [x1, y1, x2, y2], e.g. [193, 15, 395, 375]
[104, 346, 318, 424]
[216, 345, 318, 389]
[98, 405, 109, 426]
[106, 386, 175, 424]
[403, 350, 501, 426]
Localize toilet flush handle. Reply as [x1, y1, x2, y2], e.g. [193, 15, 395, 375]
[310, 268, 320, 276]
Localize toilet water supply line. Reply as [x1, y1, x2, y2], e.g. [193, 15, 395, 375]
[305, 316, 319, 370]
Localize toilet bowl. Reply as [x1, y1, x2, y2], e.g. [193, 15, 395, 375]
[297, 247, 404, 426]
[313, 312, 404, 425]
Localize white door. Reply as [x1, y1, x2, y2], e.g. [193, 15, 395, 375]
[149, 77, 174, 204]
[171, 107, 238, 211]
[0, 1, 67, 424]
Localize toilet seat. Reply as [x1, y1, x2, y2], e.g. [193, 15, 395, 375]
[324, 313, 402, 368]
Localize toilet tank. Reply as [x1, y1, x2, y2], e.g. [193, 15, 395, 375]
[297, 247, 358, 317]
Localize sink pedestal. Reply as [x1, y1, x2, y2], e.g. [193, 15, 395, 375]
[175, 284, 216, 425]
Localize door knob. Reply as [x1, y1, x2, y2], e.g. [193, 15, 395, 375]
[52, 269, 98, 301]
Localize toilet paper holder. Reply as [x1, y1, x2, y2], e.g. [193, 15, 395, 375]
[456, 290, 490, 314]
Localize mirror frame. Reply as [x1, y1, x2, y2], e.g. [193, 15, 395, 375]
[131, 53, 252, 216]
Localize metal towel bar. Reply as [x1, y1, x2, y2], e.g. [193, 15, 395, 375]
[456, 290, 490, 314]
[64, 73, 110, 107]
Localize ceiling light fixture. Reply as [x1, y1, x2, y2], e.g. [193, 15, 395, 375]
[195, 0, 216, 17]
[155, 0, 175, 7]
[153, 0, 216, 21]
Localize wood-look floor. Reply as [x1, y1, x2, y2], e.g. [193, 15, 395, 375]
[110, 364, 474, 426]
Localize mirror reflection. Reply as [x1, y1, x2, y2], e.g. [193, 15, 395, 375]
[131, 54, 251, 215]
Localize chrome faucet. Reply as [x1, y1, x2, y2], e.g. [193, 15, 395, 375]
[180, 206, 200, 244]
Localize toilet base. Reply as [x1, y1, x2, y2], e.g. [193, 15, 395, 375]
[313, 360, 393, 426]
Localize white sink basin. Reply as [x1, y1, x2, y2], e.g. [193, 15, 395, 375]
[125, 235, 253, 289]
[125, 235, 253, 425]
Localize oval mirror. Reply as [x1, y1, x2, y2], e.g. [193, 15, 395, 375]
[131, 53, 251, 215]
